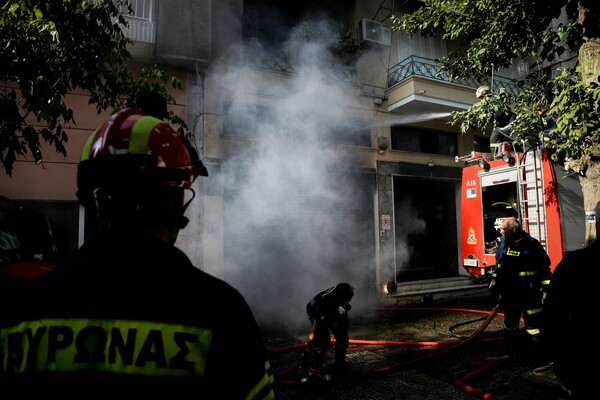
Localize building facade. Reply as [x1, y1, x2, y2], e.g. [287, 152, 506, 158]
[2, 0, 552, 322]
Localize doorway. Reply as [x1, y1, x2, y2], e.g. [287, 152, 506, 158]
[393, 177, 458, 281]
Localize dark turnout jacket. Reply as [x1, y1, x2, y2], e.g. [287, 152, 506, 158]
[543, 239, 599, 396]
[306, 285, 350, 326]
[493, 229, 552, 303]
[0, 232, 275, 399]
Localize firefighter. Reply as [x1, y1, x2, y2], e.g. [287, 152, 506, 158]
[543, 215, 599, 399]
[489, 217, 551, 360]
[538, 107, 561, 143]
[0, 108, 276, 399]
[299, 282, 355, 383]
[475, 85, 516, 151]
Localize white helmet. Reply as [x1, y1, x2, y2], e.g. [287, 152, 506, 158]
[475, 85, 491, 99]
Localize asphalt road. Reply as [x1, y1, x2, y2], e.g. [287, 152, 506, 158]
[262, 293, 570, 400]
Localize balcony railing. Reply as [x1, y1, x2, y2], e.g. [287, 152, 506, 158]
[387, 55, 523, 93]
[121, 15, 155, 43]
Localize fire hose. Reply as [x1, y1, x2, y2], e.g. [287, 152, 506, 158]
[273, 303, 506, 399]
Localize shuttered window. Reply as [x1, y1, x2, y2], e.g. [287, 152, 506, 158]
[395, 21, 446, 62]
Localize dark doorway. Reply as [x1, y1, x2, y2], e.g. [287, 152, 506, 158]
[393, 177, 458, 281]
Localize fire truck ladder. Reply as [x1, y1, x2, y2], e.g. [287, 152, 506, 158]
[517, 146, 548, 250]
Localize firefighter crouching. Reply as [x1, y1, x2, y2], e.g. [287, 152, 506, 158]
[299, 283, 355, 383]
[489, 217, 551, 359]
[0, 108, 275, 399]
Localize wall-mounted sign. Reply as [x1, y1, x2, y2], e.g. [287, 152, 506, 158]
[380, 214, 391, 230]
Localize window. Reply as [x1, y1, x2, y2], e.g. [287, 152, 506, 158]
[391, 126, 458, 156]
[395, 20, 446, 62]
[120, 0, 153, 21]
[474, 135, 491, 153]
[243, 0, 353, 52]
[497, 58, 529, 80]
[327, 121, 371, 147]
[223, 102, 266, 138]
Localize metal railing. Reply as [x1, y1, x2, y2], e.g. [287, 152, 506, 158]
[121, 16, 155, 43]
[387, 55, 523, 93]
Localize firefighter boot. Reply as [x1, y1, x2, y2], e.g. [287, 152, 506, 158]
[299, 348, 331, 385]
[504, 328, 522, 361]
[334, 347, 351, 375]
[313, 347, 327, 373]
[523, 332, 545, 360]
[299, 347, 331, 384]
[299, 368, 332, 385]
[298, 348, 314, 379]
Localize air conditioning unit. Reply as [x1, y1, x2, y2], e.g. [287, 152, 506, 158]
[359, 18, 391, 46]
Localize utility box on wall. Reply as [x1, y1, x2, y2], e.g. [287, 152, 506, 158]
[359, 18, 391, 46]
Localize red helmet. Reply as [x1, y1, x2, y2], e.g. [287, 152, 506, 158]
[79, 108, 207, 189]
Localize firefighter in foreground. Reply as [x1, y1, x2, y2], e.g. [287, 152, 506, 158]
[298, 283, 355, 383]
[543, 207, 599, 399]
[0, 108, 275, 399]
[489, 217, 551, 359]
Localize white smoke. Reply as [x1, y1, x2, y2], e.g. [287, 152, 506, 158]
[197, 14, 444, 332]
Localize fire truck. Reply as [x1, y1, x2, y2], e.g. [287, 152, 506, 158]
[456, 142, 585, 282]
[0, 195, 60, 301]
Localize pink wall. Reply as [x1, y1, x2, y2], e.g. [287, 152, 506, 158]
[0, 94, 109, 201]
[0, 67, 188, 202]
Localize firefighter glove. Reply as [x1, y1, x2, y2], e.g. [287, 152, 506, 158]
[338, 303, 351, 315]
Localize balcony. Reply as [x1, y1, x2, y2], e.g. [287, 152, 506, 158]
[122, 15, 155, 43]
[120, 1, 211, 69]
[385, 56, 522, 117]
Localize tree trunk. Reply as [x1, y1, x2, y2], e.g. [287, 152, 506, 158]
[581, 161, 600, 244]
[577, 0, 600, 244]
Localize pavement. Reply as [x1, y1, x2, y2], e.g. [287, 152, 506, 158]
[262, 293, 571, 400]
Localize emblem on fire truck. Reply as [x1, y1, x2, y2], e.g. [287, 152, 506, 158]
[466, 227, 477, 245]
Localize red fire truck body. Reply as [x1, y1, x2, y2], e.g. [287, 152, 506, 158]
[457, 144, 584, 281]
